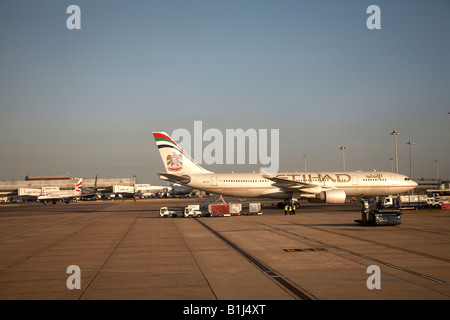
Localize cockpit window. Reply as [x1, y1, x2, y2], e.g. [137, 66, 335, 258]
[405, 178, 410, 181]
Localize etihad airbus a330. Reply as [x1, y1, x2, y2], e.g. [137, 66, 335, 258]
[153, 132, 417, 207]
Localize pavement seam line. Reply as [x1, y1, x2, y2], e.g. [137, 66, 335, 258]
[78, 214, 139, 300]
[194, 218, 317, 300]
[174, 219, 218, 300]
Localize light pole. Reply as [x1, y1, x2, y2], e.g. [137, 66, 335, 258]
[435, 160, 440, 186]
[340, 146, 346, 172]
[406, 141, 414, 179]
[303, 155, 308, 171]
[390, 130, 400, 174]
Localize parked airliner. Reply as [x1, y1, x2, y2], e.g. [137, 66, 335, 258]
[153, 132, 417, 206]
[38, 178, 84, 204]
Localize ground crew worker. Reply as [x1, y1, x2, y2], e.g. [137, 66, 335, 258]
[288, 204, 292, 215]
[360, 194, 368, 222]
[291, 204, 296, 215]
[284, 203, 289, 215]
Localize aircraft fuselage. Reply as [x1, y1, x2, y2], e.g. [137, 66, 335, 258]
[171, 171, 417, 199]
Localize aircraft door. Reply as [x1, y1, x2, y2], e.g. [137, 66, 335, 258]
[211, 176, 218, 186]
[390, 176, 398, 185]
[352, 176, 359, 185]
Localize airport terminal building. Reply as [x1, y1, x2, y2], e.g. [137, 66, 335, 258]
[0, 175, 135, 200]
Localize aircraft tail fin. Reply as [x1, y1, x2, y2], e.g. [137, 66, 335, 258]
[153, 132, 212, 174]
[94, 175, 98, 193]
[74, 178, 83, 192]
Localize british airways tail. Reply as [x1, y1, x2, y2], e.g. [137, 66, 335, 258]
[153, 132, 212, 174]
[74, 178, 83, 192]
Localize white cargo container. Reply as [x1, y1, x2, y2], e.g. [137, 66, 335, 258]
[229, 203, 242, 215]
[248, 203, 263, 215]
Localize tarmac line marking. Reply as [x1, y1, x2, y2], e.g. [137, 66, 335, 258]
[259, 222, 448, 284]
[290, 222, 450, 263]
[78, 214, 140, 300]
[174, 219, 218, 300]
[0, 215, 80, 241]
[0, 204, 118, 241]
[194, 219, 317, 300]
[1, 267, 447, 285]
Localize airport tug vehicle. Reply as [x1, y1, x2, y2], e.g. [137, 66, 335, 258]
[184, 205, 202, 218]
[160, 207, 178, 218]
[355, 198, 402, 226]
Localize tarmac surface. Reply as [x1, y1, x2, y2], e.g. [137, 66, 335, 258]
[0, 198, 449, 300]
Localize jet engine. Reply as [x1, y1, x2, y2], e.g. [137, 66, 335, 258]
[318, 189, 346, 204]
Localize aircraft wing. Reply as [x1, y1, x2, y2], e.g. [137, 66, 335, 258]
[158, 173, 191, 184]
[262, 174, 334, 193]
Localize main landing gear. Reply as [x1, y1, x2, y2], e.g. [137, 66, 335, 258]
[277, 200, 300, 210]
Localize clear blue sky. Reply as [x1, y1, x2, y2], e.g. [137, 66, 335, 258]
[1, 0, 449, 184]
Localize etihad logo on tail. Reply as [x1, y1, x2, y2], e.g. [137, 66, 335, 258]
[167, 152, 183, 172]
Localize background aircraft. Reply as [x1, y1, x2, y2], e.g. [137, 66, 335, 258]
[80, 175, 99, 200]
[37, 178, 83, 204]
[169, 183, 194, 197]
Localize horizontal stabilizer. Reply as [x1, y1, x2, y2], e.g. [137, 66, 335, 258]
[158, 173, 191, 184]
